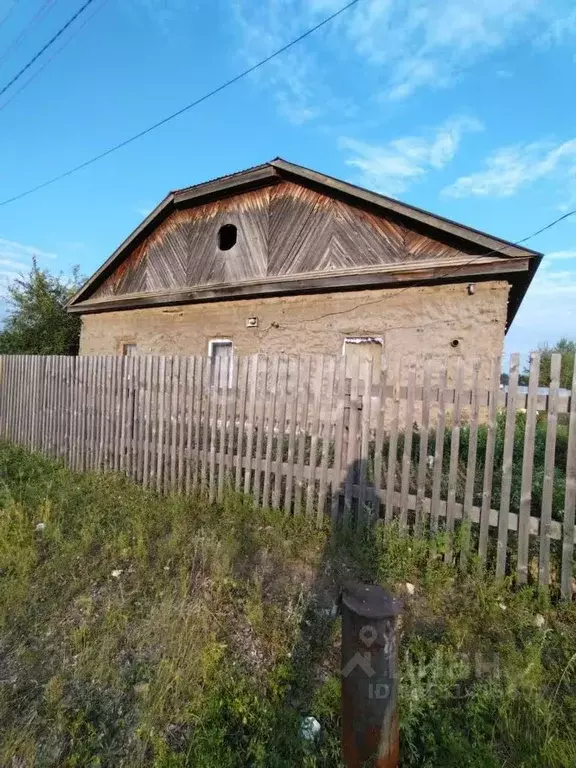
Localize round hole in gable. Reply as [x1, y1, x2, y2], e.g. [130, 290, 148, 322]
[218, 224, 237, 251]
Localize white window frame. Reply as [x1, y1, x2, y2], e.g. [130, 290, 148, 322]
[208, 339, 234, 387]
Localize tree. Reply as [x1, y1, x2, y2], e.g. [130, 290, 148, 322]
[523, 338, 576, 389]
[0, 260, 83, 354]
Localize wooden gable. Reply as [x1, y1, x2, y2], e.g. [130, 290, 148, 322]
[68, 158, 540, 323]
[89, 181, 500, 303]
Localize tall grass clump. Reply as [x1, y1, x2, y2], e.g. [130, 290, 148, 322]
[0, 442, 574, 767]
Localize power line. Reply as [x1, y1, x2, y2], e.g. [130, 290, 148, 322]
[0, 0, 20, 34]
[0, 0, 110, 113]
[0, 0, 362, 208]
[0, 0, 57, 70]
[0, 0, 95, 99]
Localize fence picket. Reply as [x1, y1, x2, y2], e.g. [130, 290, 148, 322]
[539, 353, 561, 586]
[517, 352, 540, 584]
[273, 357, 289, 510]
[399, 364, 416, 532]
[235, 356, 249, 492]
[217, 356, 231, 502]
[331, 357, 347, 525]
[253, 356, 268, 505]
[306, 355, 324, 517]
[262, 356, 279, 509]
[294, 356, 311, 516]
[372, 362, 385, 516]
[479, 357, 501, 565]
[462, 360, 481, 567]
[415, 360, 432, 534]
[430, 365, 447, 533]
[318, 357, 336, 524]
[357, 358, 373, 528]
[244, 355, 260, 497]
[445, 358, 464, 563]
[561, 355, 576, 599]
[385, 361, 402, 525]
[284, 356, 300, 513]
[344, 355, 361, 528]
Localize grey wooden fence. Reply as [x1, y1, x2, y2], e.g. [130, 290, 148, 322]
[0, 352, 574, 597]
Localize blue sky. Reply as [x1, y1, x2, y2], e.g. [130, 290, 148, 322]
[0, 0, 575, 356]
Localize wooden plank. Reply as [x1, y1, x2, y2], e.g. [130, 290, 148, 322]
[113, 355, 122, 471]
[78, 355, 87, 468]
[235, 356, 249, 491]
[461, 360, 481, 568]
[130, 354, 142, 482]
[102, 355, 113, 470]
[539, 353, 561, 587]
[317, 356, 336, 524]
[65, 357, 74, 462]
[283, 356, 299, 513]
[141, 356, 152, 488]
[262, 356, 280, 508]
[430, 365, 447, 533]
[208, 357, 221, 502]
[305, 355, 324, 517]
[517, 352, 540, 584]
[84, 356, 93, 468]
[372, 361, 386, 517]
[331, 356, 347, 525]
[126, 355, 137, 479]
[226, 356, 239, 481]
[357, 357, 374, 529]
[445, 357, 464, 563]
[170, 355, 181, 493]
[98, 356, 108, 469]
[201, 355, 213, 492]
[561, 354, 576, 599]
[156, 356, 168, 493]
[414, 360, 432, 534]
[252, 356, 267, 504]
[479, 357, 501, 564]
[294, 356, 311, 516]
[243, 354, 260, 497]
[148, 356, 160, 490]
[399, 363, 416, 533]
[343, 355, 361, 527]
[177, 356, 188, 493]
[385, 361, 402, 525]
[217, 356, 231, 501]
[273, 357, 289, 509]
[190, 357, 203, 492]
[497, 353, 519, 579]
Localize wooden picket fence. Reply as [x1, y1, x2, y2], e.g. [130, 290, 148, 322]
[0, 352, 574, 598]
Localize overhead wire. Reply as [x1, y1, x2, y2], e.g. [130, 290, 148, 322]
[0, 0, 363, 207]
[0, 0, 110, 113]
[0, 0, 57, 69]
[0, 0, 20, 34]
[0, 0, 96, 99]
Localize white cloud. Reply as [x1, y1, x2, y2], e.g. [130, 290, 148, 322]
[538, 10, 576, 47]
[234, 0, 546, 116]
[443, 138, 576, 198]
[339, 115, 482, 194]
[0, 238, 58, 299]
[0, 238, 57, 261]
[506, 264, 576, 353]
[546, 249, 576, 261]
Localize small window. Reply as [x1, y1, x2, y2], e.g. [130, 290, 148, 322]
[218, 224, 237, 251]
[122, 343, 137, 356]
[208, 339, 233, 386]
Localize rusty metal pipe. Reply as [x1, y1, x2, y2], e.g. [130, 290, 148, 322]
[341, 581, 402, 767]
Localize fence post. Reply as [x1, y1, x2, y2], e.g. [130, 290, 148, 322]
[341, 581, 403, 768]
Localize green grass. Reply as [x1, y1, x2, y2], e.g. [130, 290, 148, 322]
[0, 442, 575, 767]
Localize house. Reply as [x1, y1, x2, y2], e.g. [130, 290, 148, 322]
[67, 158, 541, 379]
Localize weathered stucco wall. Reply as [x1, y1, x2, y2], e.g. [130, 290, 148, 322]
[79, 281, 509, 388]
